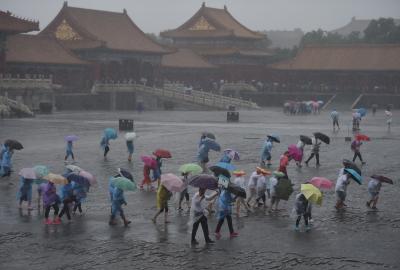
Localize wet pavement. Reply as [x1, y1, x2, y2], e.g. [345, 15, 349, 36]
[0, 109, 399, 269]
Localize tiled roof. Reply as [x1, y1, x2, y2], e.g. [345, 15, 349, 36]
[161, 49, 216, 69]
[0, 10, 39, 33]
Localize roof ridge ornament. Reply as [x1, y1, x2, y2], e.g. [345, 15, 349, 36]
[63, 1, 68, 7]
[202, 2, 206, 7]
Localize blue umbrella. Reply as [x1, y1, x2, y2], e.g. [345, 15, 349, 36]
[357, 108, 367, 117]
[104, 128, 117, 140]
[203, 138, 221, 152]
[215, 162, 236, 171]
[344, 168, 362, 185]
[65, 173, 90, 187]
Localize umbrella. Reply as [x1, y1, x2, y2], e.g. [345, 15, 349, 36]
[4, 139, 23, 150]
[223, 149, 240, 161]
[342, 159, 361, 176]
[301, 184, 323, 205]
[344, 168, 362, 185]
[140, 155, 157, 168]
[317, 100, 324, 105]
[232, 170, 246, 176]
[370, 174, 394, 184]
[79, 170, 97, 185]
[179, 163, 203, 175]
[313, 132, 330, 144]
[209, 165, 231, 178]
[153, 149, 172, 158]
[118, 168, 133, 181]
[189, 174, 218, 190]
[160, 173, 184, 192]
[274, 177, 294, 201]
[300, 135, 312, 145]
[124, 132, 136, 141]
[111, 176, 137, 191]
[203, 132, 216, 140]
[385, 110, 392, 117]
[65, 173, 90, 187]
[273, 171, 285, 178]
[355, 134, 370, 141]
[202, 138, 221, 152]
[19, 168, 37, 179]
[227, 182, 246, 198]
[64, 135, 79, 142]
[288, 144, 302, 162]
[357, 108, 367, 117]
[104, 128, 117, 140]
[65, 164, 83, 173]
[256, 167, 271, 176]
[33, 165, 49, 178]
[310, 177, 333, 190]
[43, 173, 69, 185]
[215, 162, 236, 171]
[267, 134, 280, 143]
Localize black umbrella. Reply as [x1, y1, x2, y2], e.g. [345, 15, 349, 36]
[203, 132, 216, 140]
[342, 159, 361, 175]
[313, 132, 330, 144]
[189, 174, 218, 190]
[4, 139, 23, 150]
[300, 135, 312, 145]
[227, 183, 246, 198]
[371, 174, 394, 184]
[118, 168, 133, 181]
[209, 165, 231, 178]
[267, 134, 280, 143]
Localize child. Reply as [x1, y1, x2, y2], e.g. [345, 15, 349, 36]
[305, 138, 321, 167]
[152, 184, 172, 223]
[100, 136, 110, 158]
[246, 167, 263, 207]
[279, 151, 291, 177]
[215, 188, 239, 239]
[366, 177, 382, 210]
[351, 138, 366, 165]
[126, 139, 134, 162]
[72, 181, 88, 215]
[260, 137, 273, 167]
[294, 193, 311, 231]
[58, 181, 74, 222]
[190, 188, 218, 245]
[331, 109, 340, 131]
[109, 186, 131, 226]
[17, 176, 34, 210]
[269, 173, 280, 211]
[64, 140, 75, 162]
[335, 171, 351, 209]
[255, 173, 267, 208]
[178, 172, 190, 211]
[233, 171, 251, 216]
[43, 182, 61, 225]
[140, 164, 154, 191]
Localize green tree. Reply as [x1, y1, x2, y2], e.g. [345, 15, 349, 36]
[364, 18, 400, 43]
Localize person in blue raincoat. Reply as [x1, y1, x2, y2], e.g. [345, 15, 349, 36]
[100, 136, 110, 158]
[197, 135, 210, 172]
[214, 189, 239, 239]
[72, 181, 88, 215]
[0, 148, 13, 177]
[219, 152, 232, 163]
[260, 137, 273, 167]
[126, 140, 134, 162]
[17, 176, 34, 210]
[58, 181, 74, 222]
[153, 157, 162, 187]
[0, 144, 7, 160]
[109, 186, 131, 226]
[64, 140, 75, 162]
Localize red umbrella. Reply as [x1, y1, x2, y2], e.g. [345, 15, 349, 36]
[355, 134, 370, 141]
[153, 149, 172, 158]
[371, 174, 394, 184]
[288, 144, 302, 162]
[310, 177, 333, 189]
[140, 155, 157, 168]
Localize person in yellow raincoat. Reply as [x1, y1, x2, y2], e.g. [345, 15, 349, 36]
[152, 184, 172, 223]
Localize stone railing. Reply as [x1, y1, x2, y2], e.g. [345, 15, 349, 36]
[93, 82, 260, 110]
[0, 78, 53, 90]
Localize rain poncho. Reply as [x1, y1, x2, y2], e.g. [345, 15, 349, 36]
[294, 193, 309, 215]
[219, 153, 232, 163]
[269, 176, 278, 197]
[152, 157, 162, 181]
[260, 139, 273, 161]
[351, 140, 362, 152]
[108, 176, 115, 201]
[197, 141, 209, 163]
[331, 110, 339, 121]
[66, 141, 73, 153]
[335, 174, 350, 193]
[217, 189, 233, 220]
[368, 178, 382, 197]
[111, 187, 126, 216]
[126, 141, 134, 154]
[234, 176, 246, 189]
[156, 185, 172, 209]
[100, 136, 109, 149]
[0, 144, 7, 160]
[17, 176, 33, 202]
[43, 182, 60, 207]
[59, 182, 73, 201]
[72, 181, 88, 203]
[1, 149, 12, 168]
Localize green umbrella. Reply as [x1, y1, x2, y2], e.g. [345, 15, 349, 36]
[112, 177, 137, 191]
[179, 163, 203, 175]
[33, 165, 49, 179]
[275, 177, 294, 201]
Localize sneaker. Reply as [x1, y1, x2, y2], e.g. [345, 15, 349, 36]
[44, 219, 52, 225]
[177, 207, 183, 211]
[294, 225, 300, 231]
[230, 232, 239, 238]
[305, 225, 311, 232]
[53, 217, 61, 225]
[124, 220, 131, 227]
[361, 162, 366, 165]
[191, 239, 199, 245]
[205, 239, 215, 244]
[215, 232, 221, 240]
[366, 202, 371, 208]
[371, 206, 377, 210]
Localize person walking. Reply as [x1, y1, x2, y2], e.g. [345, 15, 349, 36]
[215, 189, 239, 240]
[331, 109, 340, 131]
[305, 138, 321, 167]
[351, 138, 366, 165]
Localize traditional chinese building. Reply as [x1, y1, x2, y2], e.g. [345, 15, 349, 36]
[160, 3, 272, 81]
[0, 10, 39, 73]
[39, 1, 168, 86]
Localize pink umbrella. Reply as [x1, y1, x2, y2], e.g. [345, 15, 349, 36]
[141, 155, 157, 168]
[310, 177, 333, 190]
[160, 173, 184, 192]
[288, 144, 302, 162]
[79, 170, 97, 185]
[19, 168, 37, 179]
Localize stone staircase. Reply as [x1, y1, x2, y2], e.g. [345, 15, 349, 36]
[92, 82, 260, 110]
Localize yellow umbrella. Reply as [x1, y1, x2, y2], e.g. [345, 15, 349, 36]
[43, 173, 68, 185]
[301, 184, 323, 205]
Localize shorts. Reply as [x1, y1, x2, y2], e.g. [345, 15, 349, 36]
[336, 190, 346, 201]
[368, 190, 379, 200]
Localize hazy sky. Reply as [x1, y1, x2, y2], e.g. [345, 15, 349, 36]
[1, 0, 399, 34]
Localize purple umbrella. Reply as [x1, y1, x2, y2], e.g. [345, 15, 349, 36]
[19, 168, 37, 179]
[64, 135, 79, 142]
[189, 174, 218, 190]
